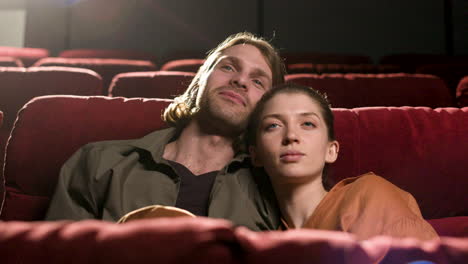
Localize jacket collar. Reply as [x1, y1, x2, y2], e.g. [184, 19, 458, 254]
[128, 127, 250, 167]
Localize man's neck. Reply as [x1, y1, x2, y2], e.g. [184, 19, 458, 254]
[273, 175, 328, 229]
[162, 120, 236, 175]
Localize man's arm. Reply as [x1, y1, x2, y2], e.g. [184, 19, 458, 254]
[45, 145, 110, 220]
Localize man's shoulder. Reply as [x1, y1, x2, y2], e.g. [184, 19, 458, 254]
[79, 127, 175, 153]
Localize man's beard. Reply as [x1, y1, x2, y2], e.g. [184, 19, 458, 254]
[195, 86, 251, 137]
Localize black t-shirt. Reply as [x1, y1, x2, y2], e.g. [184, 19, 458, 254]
[167, 160, 218, 216]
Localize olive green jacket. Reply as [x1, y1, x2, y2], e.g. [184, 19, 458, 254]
[45, 128, 280, 231]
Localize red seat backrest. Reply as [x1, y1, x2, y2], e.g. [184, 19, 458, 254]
[456, 76, 468, 107]
[59, 49, 158, 66]
[33, 58, 157, 94]
[0, 95, 466, 221]
[109, 71, 195, 98]
[286, 73, 454, 108]
[0, 57, 24, 67]
[0, 47, 49, 67]
[330, 107, 468, 219]
[0, 96, 172, 220]
[160, 59, 205, 73]
[0, 67, 103, 129]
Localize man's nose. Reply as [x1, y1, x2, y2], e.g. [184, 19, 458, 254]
[231, 72, 248, 89]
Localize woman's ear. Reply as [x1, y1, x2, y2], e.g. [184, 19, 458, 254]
[325, 140, 339, 164]
[249, 146, 263, 167]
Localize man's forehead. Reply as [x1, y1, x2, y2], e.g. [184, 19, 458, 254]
[219, 44, 272, 78]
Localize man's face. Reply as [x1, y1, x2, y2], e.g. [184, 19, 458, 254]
[196, 44, 273, 135]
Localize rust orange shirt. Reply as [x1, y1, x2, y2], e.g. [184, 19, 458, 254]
[282, 173, 438, 241]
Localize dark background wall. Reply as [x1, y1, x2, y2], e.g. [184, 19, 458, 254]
[1, 0, 465, 63]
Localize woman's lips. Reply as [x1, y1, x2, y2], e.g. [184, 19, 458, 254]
[219, 90, 246, 106]
[280, 151, 305, 162]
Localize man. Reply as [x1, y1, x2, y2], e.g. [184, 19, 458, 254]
[45, 32, 286, 231]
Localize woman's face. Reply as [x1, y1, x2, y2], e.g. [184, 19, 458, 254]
[250, 92, 339, 184]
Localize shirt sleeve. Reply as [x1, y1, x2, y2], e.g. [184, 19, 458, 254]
[341, 175, 439, 241]
[44, 144, 112, 220]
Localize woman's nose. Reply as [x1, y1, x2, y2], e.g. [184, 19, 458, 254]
[282, 127, 300, 145]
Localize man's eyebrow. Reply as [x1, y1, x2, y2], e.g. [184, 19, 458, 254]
[220, 56, 271, 81]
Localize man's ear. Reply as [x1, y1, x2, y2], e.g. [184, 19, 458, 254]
[249, 146, 263, 167]
[325, 140, 339, 164]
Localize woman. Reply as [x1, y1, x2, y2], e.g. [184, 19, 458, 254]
[245, 83, 438, 240]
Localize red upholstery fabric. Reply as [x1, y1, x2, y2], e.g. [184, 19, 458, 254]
[235, 227, 468, 264]
[286, 73, 454, 108]
[59, 49, 158, 66]
[330, 107, 468, 220]
[0, 67, 103, 181]
[1, 96, 171, 220]
[160, 59, 205, 73]
[33, 58, 157, 94]
[0, 57, 23, 67]
[0, 218, 466, 264]
[0, 218, 237, 264]
[457, 76, 468, 107]
[109, 71, 195, 98]
[0, 67, 102, 129]
[0, 46, 49, 67]
[287, 63, 402, 74]
[283, 52, 372, 65]
[379, 54, 468, 73]
[428, 217, 468, 237]
[416, 63, 468, 101]
[0, 111, 3, 129]
[0, 96, 466, 227]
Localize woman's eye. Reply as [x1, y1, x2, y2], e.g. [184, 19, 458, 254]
[264, 123, 279, 131]
[303, 121, 316, 128]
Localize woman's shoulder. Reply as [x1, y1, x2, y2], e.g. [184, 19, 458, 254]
[336, 172, 409, 200]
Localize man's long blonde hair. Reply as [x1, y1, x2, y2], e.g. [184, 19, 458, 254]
[162, 32, 286, 129]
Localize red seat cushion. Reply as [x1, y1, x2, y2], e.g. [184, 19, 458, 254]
[160, 59, 205, 73]
[59, 49, 158, 65]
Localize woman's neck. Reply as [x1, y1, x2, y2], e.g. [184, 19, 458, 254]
[272, 175, 328, 229]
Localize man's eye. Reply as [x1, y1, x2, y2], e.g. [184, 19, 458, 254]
[303, 121, 316, 127]
[221, 65, 234, 71]
[253, 79, 263, 87]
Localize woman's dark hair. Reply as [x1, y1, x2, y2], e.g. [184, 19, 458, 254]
[245, 82, 335, 189]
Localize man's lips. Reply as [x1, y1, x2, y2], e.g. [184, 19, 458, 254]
[219, 90, 246, 106]
[280, 151, 305, 162]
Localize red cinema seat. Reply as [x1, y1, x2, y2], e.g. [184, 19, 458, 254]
[109, 71, 195, 99]
[0, 67, 103, 175]
[0, 96, 467, 239]
[286, 73, 454, 108]
[287, 63, 403, 74]
[160, 59, 205, 73]
[379, 54, 468, 73]
[0, 57, 23, 67]
[0, 46, 49, 67]
[0, 96, 171, 220]
[456, 76, 468, 107]
[33, 58, 157, 94]
[59, 49, 158, 66]
[416, 63, 468, 101]
[283, 52, 372, 65]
